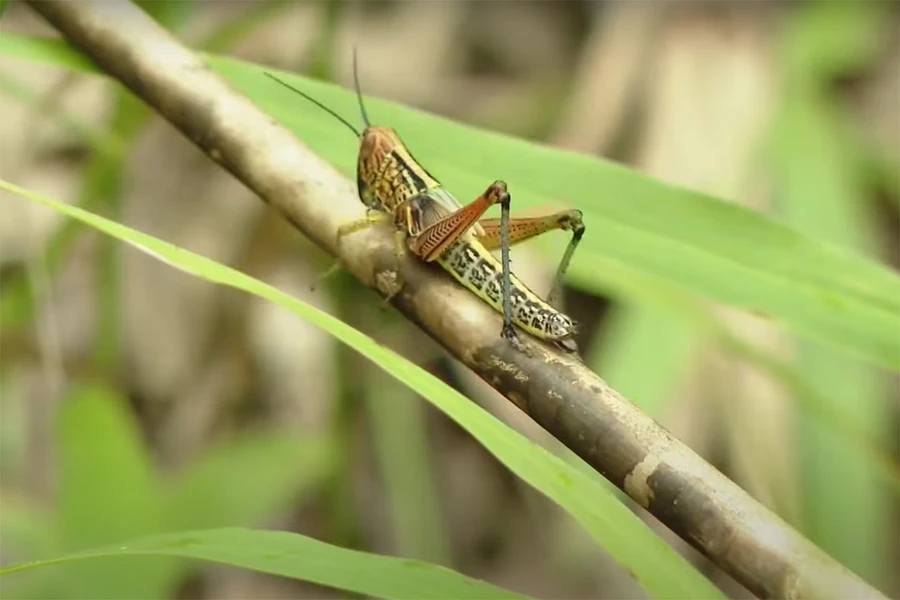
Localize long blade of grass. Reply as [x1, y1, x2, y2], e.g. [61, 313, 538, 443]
[0, 527, 527, 600]
[56, 383, 171, 599]
[1, 179, 725, 599]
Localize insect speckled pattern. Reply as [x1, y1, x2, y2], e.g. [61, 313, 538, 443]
[437, 239, 577, 342]
[263, 50, 585, 354]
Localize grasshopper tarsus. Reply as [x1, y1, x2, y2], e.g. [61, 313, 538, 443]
[310, 261, 344, 292]
[502, 323, 531, 356]
[379, 289, 400, 310]
[556, 338, 580, 354]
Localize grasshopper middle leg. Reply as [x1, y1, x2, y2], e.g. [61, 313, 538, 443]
[311, 209, 391, 291]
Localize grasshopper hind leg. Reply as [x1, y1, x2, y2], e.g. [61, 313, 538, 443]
[497, 186, 533, 356]
[546, 211, 585, 309]
[475, 209, 585, 310]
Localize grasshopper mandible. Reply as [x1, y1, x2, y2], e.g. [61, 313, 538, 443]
[264, 56, 585, 353]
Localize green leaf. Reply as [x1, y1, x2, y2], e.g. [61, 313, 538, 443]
[0, 528, 527, 600]
[198, 0, 294, 54]
[367, 372, 451, 564]
[0, 494, 57, 563]
[1, 33, 896, 369]
[135, 0, 194, 32]
[0, 33, 97, 72]
[780, 0, 887, 83]
[1, 180, 724, 599]
[590, 304, 700, 418]
[162, 428, 335, 594]
[57, 382, 161, 548]
[772, 4, 895, 589]
[55, 383, 172, 599]
[0, 495, 61, 599]
[164, 431, 335, 532]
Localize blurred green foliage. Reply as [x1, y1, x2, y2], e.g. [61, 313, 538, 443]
[768, 0, 896, 587]
[1, 381, 334, 598]
[0, 0, 897, 598]
[1, 179, 726, 599]
[3, 528, 528, 600]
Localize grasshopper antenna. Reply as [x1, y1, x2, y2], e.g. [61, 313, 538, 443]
[263, 72, 361, 138]
[351, 45, 371, 128]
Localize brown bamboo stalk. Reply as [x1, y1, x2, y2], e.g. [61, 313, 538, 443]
[24, 2, 884, 599]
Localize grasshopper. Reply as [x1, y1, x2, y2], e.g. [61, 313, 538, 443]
[264, 57, 585, 353]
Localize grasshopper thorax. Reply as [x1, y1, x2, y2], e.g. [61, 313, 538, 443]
[356, 125, 441, 214]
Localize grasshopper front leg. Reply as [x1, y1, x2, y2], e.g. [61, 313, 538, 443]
[336, 208, 390, 239]
[311, 209, 391, 291]
[477, 209, 584, 308]
[341, 211, 409, 305]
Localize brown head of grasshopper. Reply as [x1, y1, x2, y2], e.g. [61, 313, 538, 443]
[264, 64, 432, 219]
[264, 57, 585, 354]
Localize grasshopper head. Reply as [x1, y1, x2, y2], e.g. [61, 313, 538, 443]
[356, 126, 397, 210]
[356, 126, 437, 214]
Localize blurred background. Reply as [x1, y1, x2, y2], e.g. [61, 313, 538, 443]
[0, 1, 898, 598]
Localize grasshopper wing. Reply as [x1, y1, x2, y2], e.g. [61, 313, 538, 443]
[410, 187, 486, 238]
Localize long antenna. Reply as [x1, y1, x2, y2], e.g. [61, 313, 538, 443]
[351, 45, 371, 128]
[263, 72, 361, 138]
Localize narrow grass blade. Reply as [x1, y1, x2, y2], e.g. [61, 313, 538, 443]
[1, 179, 724, 599]
[0, 528, 527, 600]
